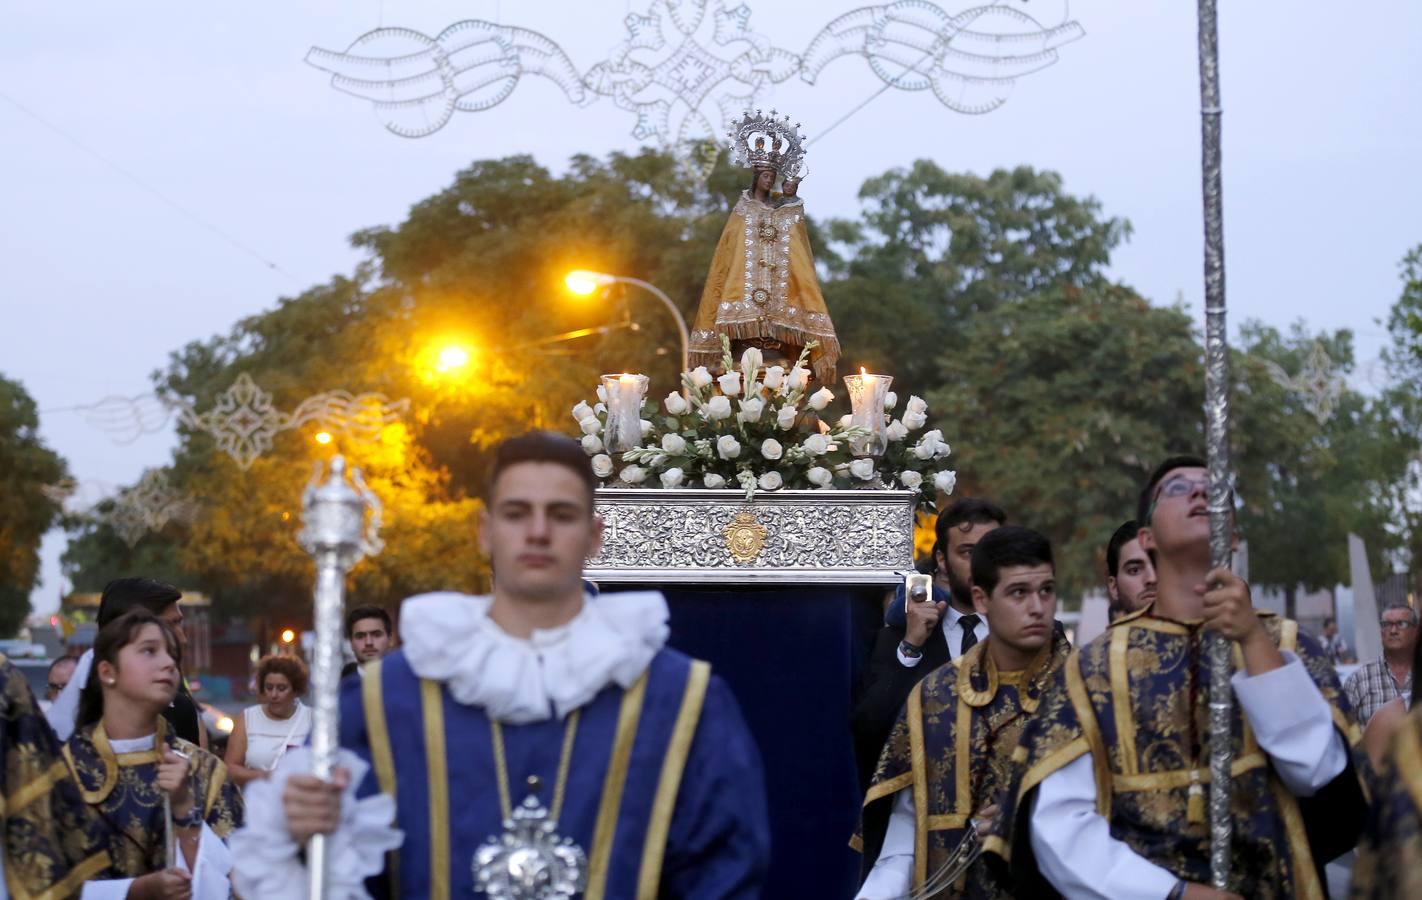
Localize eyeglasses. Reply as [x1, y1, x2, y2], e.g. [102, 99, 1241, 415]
[47, 683, 66, 693]
[1381, 620, 1416, 632]
[1155, 476, 1210, 501]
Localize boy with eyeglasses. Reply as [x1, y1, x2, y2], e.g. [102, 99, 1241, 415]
[984, 455, 1366, 899]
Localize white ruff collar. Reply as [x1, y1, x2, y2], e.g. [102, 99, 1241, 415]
[399, 590, 669, 724]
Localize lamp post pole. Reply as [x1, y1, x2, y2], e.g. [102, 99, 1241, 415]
[605, 275, 691, 377]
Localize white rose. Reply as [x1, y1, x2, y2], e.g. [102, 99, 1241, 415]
[850, 458, 876, 481]
[886, 419, 909, 442]
[716, 435, 741, 460]
[758, 471, 783, 491]
[935, 440, 952, 459]
[572, 401, 594, 422]
[763, 366, 785, 390]
[934, 470, 958, 494]
[661, 433, 687, 455]
[739, 397, 765, 423]
[884, 391, 898, 411]
[913, 430, 942, 460]
[578, 416, 602, 436]
[580, 434, 603, 455]
[801, 434, 829, 455]
[837, 414, 853, 429]
[594, 402, 606, 415]
[665, 392, 689, 415]
[596, 385, 608, 403]
[689, 366, 714, 388]
[899, 470, 923, 490]
[703, 473, 727, 489]
[776, 405, 798, 429]
[717, 372, 742, 397]
[902, 410, 928, 430]
[808, 387, 834, 411]
[739, 347, 763, 382]
[659, 467, 685, 488]
[620, 465, 648, 484]
[641, 419, 653, 438]
[787, 366, 810, 391]
[906, 395, 928, 415]
[591, 454, 614, 478]
[806, 466, 834, 487]
[761, 438, 783, 460]
[705, 396, 733, 420]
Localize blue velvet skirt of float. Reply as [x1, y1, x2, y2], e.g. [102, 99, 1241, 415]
[339, 646, 770, 900]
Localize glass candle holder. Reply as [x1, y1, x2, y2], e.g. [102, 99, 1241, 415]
[843, 370, 893, 457]
[600, 373, 649, 454]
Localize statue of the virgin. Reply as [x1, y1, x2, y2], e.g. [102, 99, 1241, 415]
[690, 111, 841, 383]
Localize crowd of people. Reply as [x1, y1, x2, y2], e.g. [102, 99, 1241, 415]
[1, 432, 1420, 898]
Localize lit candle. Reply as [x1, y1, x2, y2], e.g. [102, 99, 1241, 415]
[843, 368, 893, 457]
[600, 373, 649, 455]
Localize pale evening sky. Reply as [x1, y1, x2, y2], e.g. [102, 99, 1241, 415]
[2, 1, 1418, 614]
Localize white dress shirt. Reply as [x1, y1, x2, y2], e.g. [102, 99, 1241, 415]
[1029, 654, 1349, 899]
[897, 604, 989, 668]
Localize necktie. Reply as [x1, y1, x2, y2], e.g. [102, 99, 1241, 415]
[958, 614, 981, 657]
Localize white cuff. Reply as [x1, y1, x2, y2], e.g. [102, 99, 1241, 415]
[895, 645, 924, 668]
[186, 821, 234, 900]
[79, 879, 134, 900]
[1232, 654, 1348, 796]
[857, 788, 915, 899]
[229, 747, 403, 900]
[1030, 755, 1179, 900]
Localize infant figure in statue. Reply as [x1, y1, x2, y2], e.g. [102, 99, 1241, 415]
[691, 110, 841, 383]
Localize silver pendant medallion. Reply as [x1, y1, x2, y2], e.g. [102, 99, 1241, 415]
[473, 793, 587, 899]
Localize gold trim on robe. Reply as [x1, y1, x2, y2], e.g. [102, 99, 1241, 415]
[636, 660, 711, 899]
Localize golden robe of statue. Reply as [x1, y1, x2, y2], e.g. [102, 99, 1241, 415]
[691, 171, 841, 383]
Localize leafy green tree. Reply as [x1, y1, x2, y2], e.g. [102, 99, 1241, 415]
[926, 285, 1203, 598]
[1379, 244, 1422, 578]
[1231, 323, 1414, 614]
[0, 375, 68, 635]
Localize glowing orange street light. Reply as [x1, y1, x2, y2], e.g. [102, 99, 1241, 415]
[436, 344, 471, 373]
[314, 431, 333, 445]
[280, 628, 296, 644]
[564, 270, 607, 297]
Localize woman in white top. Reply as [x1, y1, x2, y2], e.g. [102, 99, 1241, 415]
[224, 655, 312, 787]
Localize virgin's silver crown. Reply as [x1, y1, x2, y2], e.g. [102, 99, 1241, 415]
[728, 109, 807, 179]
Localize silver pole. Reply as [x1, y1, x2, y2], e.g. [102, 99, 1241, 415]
[1196, 0, 1234, 888]
[298, 456, 382, 899]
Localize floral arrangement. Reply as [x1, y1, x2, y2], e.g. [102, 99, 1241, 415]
[572, 338, 956, 509]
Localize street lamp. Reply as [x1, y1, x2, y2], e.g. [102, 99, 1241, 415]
[564, 270, 690, 378]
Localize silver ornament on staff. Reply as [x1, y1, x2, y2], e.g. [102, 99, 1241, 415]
[1196, 0, 1235, 889]
[298, 456, 383, 899]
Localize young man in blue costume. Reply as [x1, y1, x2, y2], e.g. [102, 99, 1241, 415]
[233, 431, 770, 899]
[984, 455, 1367, 900]
[854, 526, 1070, 899]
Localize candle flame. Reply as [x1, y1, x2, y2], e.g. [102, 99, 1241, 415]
[861, 367, 867, 376]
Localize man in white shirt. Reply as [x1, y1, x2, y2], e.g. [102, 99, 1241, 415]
[983, 455, 1367, 899]
[851, 499, 1004, 786]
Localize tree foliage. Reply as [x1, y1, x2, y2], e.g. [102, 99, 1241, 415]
[0, 375, 67, 635]
[61, 152, 1419, 615]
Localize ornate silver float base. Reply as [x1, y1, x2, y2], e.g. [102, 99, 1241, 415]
[587, 488, 916, 585]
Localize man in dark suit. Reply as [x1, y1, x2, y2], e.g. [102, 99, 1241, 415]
[850, 498, 1006, 788]
[340, 605, 394, 679]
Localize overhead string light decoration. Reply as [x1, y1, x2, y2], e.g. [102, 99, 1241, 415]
[63, 373, 410, 470]
[43, 472, 198, 547]
[1261, 341, 1347, 425]
[306, 0, 1084, 176]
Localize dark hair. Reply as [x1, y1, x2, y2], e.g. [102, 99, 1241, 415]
[1323, 616, 1335, 629]
[487, 431, 598, 503]
[970, 526, 1054, 596]
[77, 610, 181, 729]
[345, 605, 393, 639]
[1106, 520, 1144, 578]
[47, 655, 77, 678]
[1137, 455, 1207, 525]
[255, 654, 309, 696]
[934, 498, 1008, 551]
[97, 577, 182, 627]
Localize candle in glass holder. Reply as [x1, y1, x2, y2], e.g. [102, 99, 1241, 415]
[600, 373, 649, 454]
[843, 368, 893, 456]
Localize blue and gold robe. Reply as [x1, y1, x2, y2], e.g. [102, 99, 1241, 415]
[855, 629, 1071, 899]
[0, 656, 109, 899]
[984, 609, 1366, 899]
[342, 646, 769, 900]
[1350, 706, 1422, 898]
[63, 718, 243, 879]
